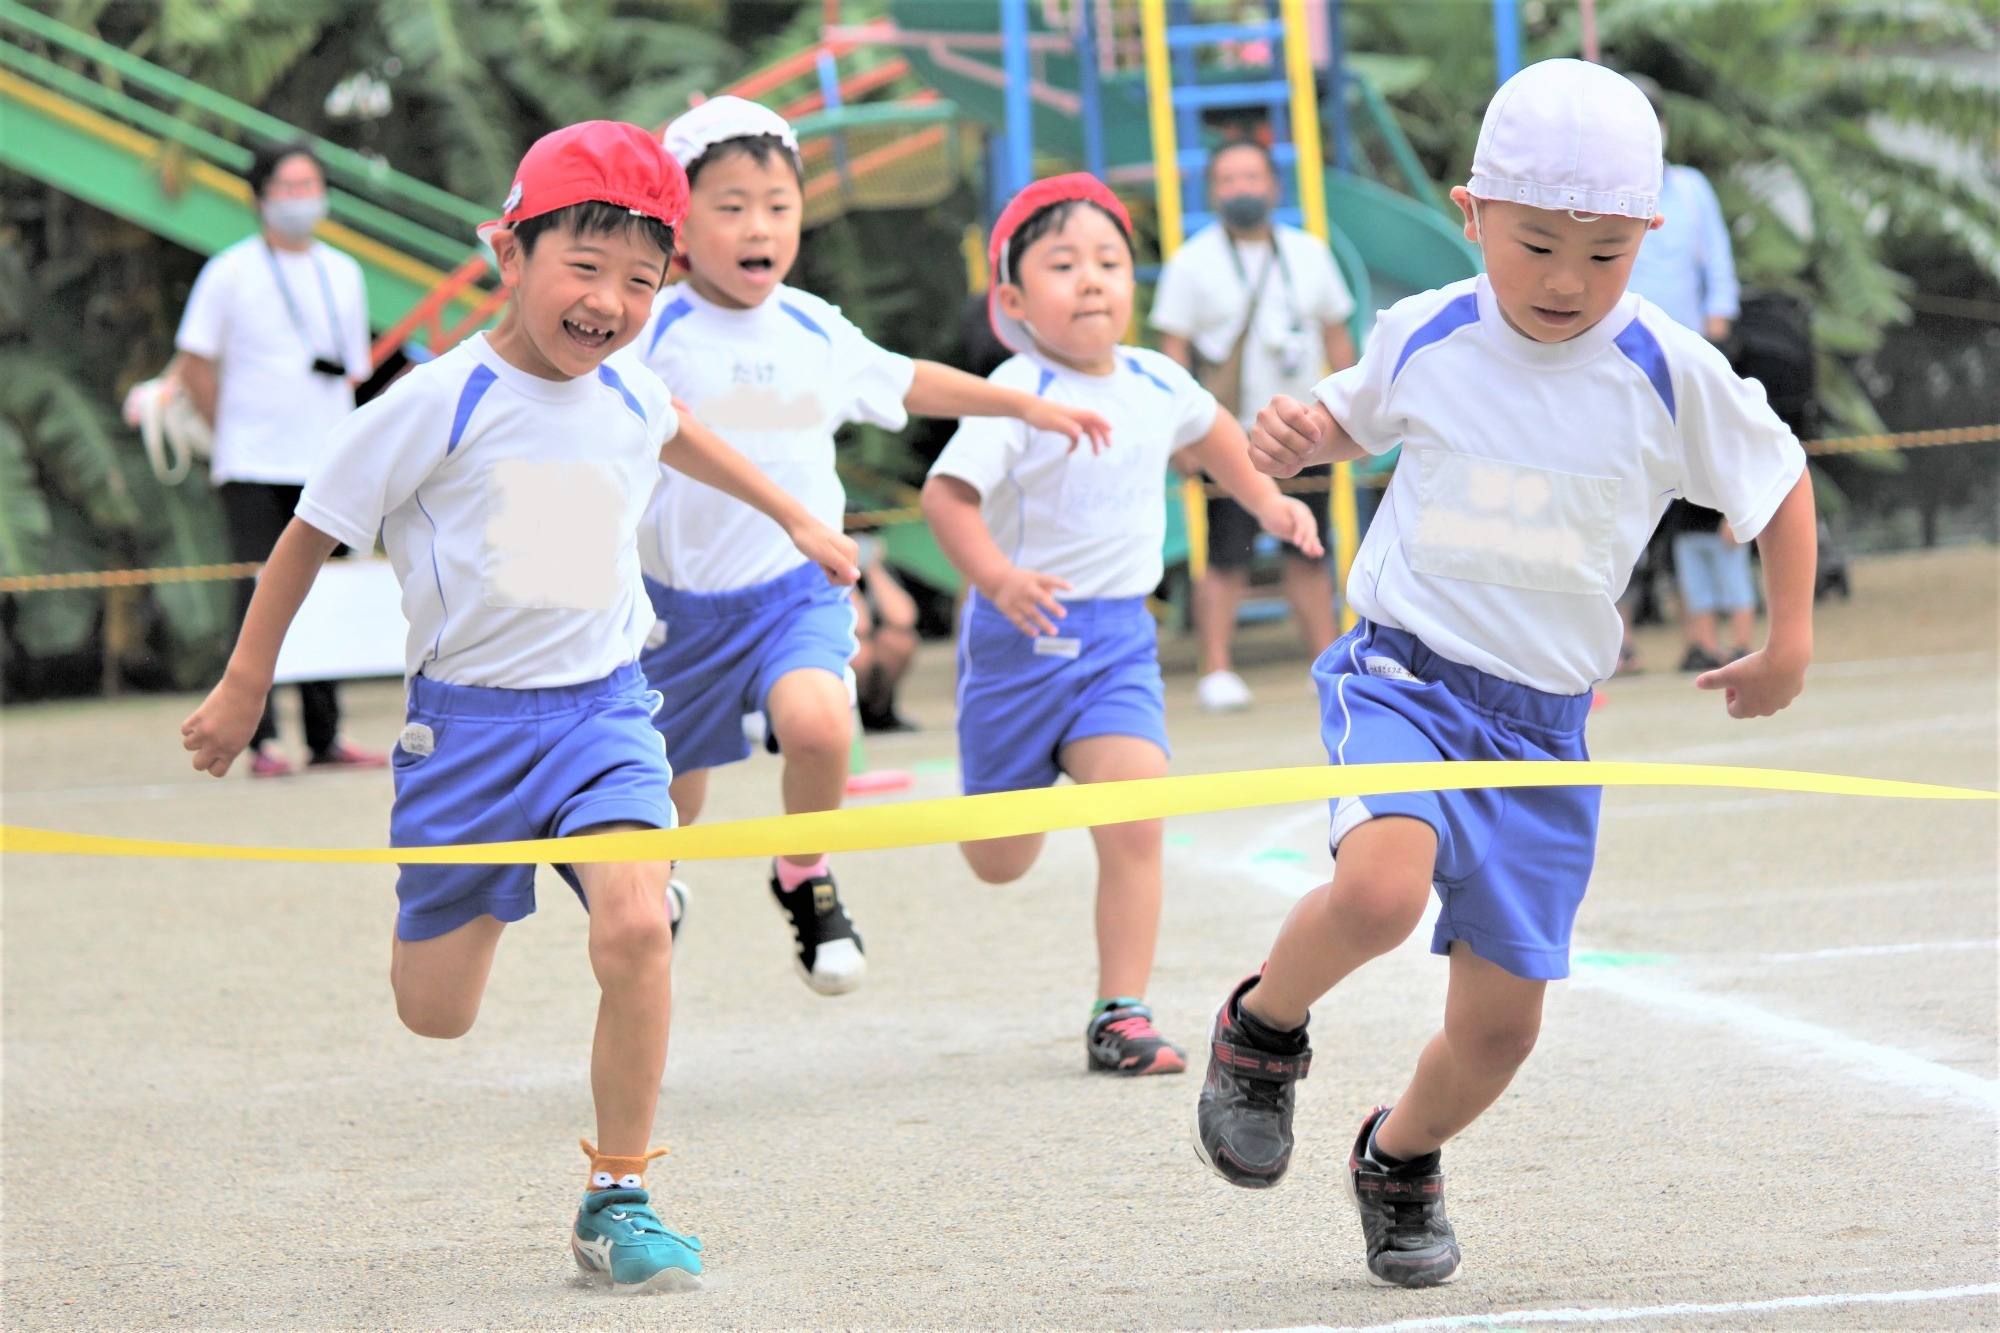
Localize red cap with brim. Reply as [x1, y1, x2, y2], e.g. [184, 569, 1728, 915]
[986, 173, 1132, 356]
[477, 120, 690, 244]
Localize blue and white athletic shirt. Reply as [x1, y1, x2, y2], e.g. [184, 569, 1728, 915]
[296, 333, 679, 689]
[929, 348, 1218, 601]
[623, 282, 915, 593]
[1319, 275, 1804, 695]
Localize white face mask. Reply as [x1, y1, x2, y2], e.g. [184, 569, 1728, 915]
[261, 194, 327, 241]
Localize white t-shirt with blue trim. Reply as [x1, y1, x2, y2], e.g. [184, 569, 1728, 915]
[929, 348, 1219, 601]
[621, 282, 916, 594]
[1318, 274, 1804, 695]
[296, 333, 679, 689]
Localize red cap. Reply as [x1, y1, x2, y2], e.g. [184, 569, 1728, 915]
[479, 120, 690, 242]
[987, 173, 1131, 355]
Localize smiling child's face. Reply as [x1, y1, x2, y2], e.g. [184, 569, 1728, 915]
[1453, 189, 1658, 343]
[488, 219, 668, 380]
[995, 203, 1134, 373]
[678, 148, 802, 309]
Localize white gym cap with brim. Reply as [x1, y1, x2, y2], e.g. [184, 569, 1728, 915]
[661, 95, 800, 170]
[1468, 59, 1662, 220]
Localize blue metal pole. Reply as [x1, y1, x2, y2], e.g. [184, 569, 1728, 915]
[1492, 0, 1521, 84]
[1326, 0, 1351, 173]
[1000, 0, 1034, 194]
[1076, 0, 1106, 180]
[816, 50, 853, 193]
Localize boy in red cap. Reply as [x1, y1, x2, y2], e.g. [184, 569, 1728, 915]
[181, 121, 857, 1294]
[623, 97, 1113, 999]
[921, 174, 1322, 1074]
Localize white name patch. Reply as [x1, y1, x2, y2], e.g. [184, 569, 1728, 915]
[1032, 636, 1083, 659]
[1404, 451, 1620, 597]
[481, 459, 627, 611]
[1362, 656, 1420, 684]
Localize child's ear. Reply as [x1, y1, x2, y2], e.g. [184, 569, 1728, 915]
[488, 227, 526, 289]
[1448, 187, 1480, 243]
[994, 282, 1029, 320]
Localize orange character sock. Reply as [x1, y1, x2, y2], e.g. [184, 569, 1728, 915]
[580, 1137, 669, 1192]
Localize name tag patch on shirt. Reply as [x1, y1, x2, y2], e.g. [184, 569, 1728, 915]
[481, 459, 627, 611]
[1404, 451, 1621, 597]
[1033, 635, 1083, 659]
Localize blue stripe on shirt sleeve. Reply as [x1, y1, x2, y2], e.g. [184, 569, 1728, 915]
[596, 364, 649, 424]
[780, 300, 831, 343]
[647, 296, 694, 356]
[1613, 316, 1677, 422]
[1391, 291, 1480, 382]
[447, 364, 498, 455]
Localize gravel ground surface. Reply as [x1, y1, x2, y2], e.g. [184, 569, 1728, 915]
[4, 545, 1996, 1332]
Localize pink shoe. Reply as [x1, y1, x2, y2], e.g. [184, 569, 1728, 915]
[308, 740, 389, 771]
[249, 746, 295, 778]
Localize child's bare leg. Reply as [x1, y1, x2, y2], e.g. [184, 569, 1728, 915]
[573, 824, 676, 1157]
[1061, 734, 1168, 999]
[390, 915, 507, 1039]
[1371, 943, 1544, 1160]
[766, 667, 850, 867]
[1684, 609, 1719, 655]
[960, 832, 1045, 884]
[1241, 815, 1437, 1030]
[668, 768, 709, 825]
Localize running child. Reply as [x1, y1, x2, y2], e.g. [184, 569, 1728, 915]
[920, 175, 1323, 1074]
[1190, 61, 1816, 1287]
[623, 98, 1110, 997]
[180, 122, 857, 1295]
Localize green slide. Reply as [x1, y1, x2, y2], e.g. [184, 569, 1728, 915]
[0, 0, 493, 339]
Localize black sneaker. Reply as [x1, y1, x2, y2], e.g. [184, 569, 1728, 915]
[1086, 1002, 1187, 1076]
[1346, 1106, 1461, 1287]
[768, 861, 866, 995]
[1678, 645, 1723, 672]
[1193, 974, 1311, 1188]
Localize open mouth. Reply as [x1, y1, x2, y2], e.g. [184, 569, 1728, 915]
[563, 317, 614, 350]
[738, 256, 775, 275]
[1532, 306, 1582, 324]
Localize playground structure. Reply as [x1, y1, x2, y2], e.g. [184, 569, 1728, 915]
[0, 0, 1492, 600]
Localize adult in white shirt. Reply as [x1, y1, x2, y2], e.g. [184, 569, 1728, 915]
[176, 141, 381, 776]
[1151, 140, 1357, 712]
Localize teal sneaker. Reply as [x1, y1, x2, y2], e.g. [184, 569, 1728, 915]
[571, 1188, 702, 1294]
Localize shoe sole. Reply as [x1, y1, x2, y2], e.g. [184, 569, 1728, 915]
[1087, 1049, 1188, 1076]
[573, 1243, 702, 1295]
[1190, 1097, 1285, 1189]
[1340, 1158, 1461, 1288]
[793, 956, 866, 996]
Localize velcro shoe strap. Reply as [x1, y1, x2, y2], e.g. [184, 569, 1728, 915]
[1356, 1172, 1442, 1201]
[1211, 1040, 1310, 1081]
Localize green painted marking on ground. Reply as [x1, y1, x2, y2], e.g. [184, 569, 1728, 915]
[909, 759, 958, 775]
[1164, 833, 1195, 849]
[1573, 951, 1674, 968]
[1250, 848, 1308, 865]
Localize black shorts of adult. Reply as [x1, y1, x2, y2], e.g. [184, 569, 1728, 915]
[1203, 464, 1330, 571]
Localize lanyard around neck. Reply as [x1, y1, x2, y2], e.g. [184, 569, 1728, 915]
[261, 241, 344, 368]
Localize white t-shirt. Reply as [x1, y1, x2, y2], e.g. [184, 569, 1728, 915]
[296, 334, 679, 689]
[929, 348, 1218, 600]
[175, 236, 373, 485]
[1149, 222, 1355, 425]
[622, 282, 915, 593]
[1319, 275, 1804, 695]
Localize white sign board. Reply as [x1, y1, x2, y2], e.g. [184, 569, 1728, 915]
[271, 556, 407, 685]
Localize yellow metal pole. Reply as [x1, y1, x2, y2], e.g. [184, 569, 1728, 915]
[1278, 0, 1357, 630]
[1140, 0, 1207, 582]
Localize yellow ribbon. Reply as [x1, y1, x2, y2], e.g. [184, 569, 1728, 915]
[1, 762, 1990, 865]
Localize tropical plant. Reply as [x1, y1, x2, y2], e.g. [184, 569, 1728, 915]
[1349, 0, 2000, 434]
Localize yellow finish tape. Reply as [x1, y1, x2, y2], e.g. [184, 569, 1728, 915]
[2, 762, 1990, 866]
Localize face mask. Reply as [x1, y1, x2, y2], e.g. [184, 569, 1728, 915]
[1219, 193, 1271, 230]
[261, 195, 327, 241]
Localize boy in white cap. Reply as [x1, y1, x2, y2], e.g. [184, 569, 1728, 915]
[620, 98, 1109, 997]
[1192, 61, 1816, 1287]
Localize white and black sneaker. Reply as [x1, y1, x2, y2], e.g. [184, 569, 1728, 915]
[667, 878, 690, 942]
[769, 861, 866, 995]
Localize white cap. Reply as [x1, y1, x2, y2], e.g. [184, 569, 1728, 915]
[1468, 59, 1662, 220]
[661, 95, 800, 170]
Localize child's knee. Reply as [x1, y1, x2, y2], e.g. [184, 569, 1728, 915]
[392, 983, 480, 1040]
[1089, 816, 1163, 861]
[961, 835, 1040, 884]
[1449, 1013, 1541, 1076]
[776, 704, 850, 763]
[585, 872, 677, 971]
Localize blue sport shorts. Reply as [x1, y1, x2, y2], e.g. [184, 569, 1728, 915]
[389, 663, 675, 942]
[1316, 620, 1599, 981]
[641, 562, 857, 774]
[955, 591, 1169, 795]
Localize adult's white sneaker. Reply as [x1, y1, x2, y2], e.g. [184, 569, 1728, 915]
[1197, 669, 1254, 712]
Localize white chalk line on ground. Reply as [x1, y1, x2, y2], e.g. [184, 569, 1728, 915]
[1746, 938, 1994, 963]
[1260, 1282, 2000, 1332]
[1572, 962, 2000, 1110]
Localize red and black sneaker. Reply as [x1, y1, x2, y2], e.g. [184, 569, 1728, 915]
[1346, 1106, 1461, 1287]
[1193, 974, 1311, 1188]
[1086, 1001, 1187, 1075]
